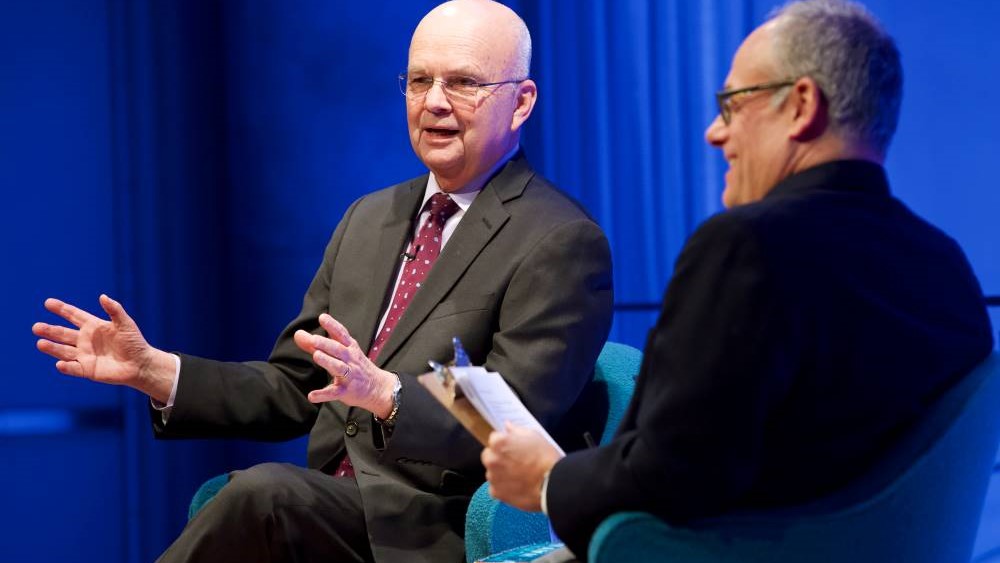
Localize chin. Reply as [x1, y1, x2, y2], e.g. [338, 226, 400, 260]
[418, 150, 460, 169]
[721, 187, 737, 209]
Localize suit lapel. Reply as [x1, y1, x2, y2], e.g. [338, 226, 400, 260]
[374, 155, 535, 366]
[355, 177, 427, 354]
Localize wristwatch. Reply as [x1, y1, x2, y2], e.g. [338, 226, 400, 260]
[374, 373, 402, 429]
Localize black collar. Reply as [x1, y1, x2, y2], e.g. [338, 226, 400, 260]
[767, 159, 890, 200]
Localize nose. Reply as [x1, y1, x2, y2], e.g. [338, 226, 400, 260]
[423, 80, 453, 114]
[705, 114, 727, 147]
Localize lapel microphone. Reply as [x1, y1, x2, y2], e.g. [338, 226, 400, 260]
[401, 244, 422, 262]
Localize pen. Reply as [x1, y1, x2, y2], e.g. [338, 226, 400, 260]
[452, 336, 470, 367]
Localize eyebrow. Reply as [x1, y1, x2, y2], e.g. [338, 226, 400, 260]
[407, 65, 484, 78]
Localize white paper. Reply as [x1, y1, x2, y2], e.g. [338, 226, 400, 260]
[450, 366, 565, 455]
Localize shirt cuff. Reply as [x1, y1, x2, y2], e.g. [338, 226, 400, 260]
[150, 354, 181, 423]
[540, 467, 553, 516]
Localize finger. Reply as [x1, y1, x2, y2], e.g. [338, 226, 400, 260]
[319, 314, 355, 347]
[293, 330, 317, 354]
[308, 383, 343, 403]
[99, 294, 135, 330]
[487, 430, 505, 448]
[311, 334, 349, 362]
[312, 350, 349, 379]
[32, 322, 79, 346]
[481, 447, 498, 468]
[36, 339, 79, 362]
[55, 360, 88, 378]
[43, 298, 102, 328]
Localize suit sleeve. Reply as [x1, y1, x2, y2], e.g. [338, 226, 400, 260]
[547, 213, 798, 555]
[382, 218, 615, 471]
[150, 198, 363, 441]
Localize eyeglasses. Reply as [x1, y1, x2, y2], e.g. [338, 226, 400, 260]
[715, 79, 795, 125]
[398, 73, 525, 106]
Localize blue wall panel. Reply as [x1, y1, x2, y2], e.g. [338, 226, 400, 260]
[3, 1, 997, 561]
[1, 432, 125, 562]
[1, 0, 119, 408]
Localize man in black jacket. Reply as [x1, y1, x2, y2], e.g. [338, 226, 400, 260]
[482, 0, 994, 558]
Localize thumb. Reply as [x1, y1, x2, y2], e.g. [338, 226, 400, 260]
[100, 294, 136, 330]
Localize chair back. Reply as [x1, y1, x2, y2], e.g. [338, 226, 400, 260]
[465, 341, 642, 562]
[591, 341, 643, 445]
[589, 351, 1000, 563]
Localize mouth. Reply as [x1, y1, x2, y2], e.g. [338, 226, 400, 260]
[424, 127, 460, 139]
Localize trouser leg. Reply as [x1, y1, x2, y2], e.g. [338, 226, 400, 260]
[158, 462, 373, 563]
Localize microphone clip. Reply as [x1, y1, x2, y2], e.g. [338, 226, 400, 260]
[401, 244, 422, 262]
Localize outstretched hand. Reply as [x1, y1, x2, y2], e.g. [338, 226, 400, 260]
[32, 295, 176, 402]
[293, 313, 397, 418]
[482, 422, 565, 512]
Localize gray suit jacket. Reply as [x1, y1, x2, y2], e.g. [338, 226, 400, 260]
[154, 154, 615, 562]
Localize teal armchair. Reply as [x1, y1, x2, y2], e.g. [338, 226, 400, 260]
[464, 341, 643, 563]
[587, 351, 1000, 563]
[188, 473, 230, 520]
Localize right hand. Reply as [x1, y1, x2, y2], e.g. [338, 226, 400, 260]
[32, 294, 176, 402]
[482, 422, 564, 513]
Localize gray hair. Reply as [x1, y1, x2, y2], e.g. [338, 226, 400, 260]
[509, 9, 532, 78]
[768, 0, 902, 156]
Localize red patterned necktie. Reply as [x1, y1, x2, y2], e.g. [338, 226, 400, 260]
[332, 192, 460, 479]
[367, 192, 460, 362]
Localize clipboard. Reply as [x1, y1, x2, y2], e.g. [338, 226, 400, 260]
[418, 367, 495, 446]
[418, 362, 564, 454]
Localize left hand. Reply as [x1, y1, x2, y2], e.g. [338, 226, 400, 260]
[481, 422, 565, 512]
[293, 313, 396, 417]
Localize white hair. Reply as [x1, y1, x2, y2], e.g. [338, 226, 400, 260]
[510, 13, 532, 78]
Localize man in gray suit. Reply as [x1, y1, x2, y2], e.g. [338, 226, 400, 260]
[32, 1, 614, 561]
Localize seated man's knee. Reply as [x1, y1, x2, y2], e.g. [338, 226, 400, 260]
[215, 462, 301, 514]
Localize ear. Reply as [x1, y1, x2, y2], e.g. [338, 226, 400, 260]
[786, 76, 827, 141]
[510, 79, 538, 132]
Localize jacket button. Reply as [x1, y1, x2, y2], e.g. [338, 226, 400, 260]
[345, 420, 359, 437]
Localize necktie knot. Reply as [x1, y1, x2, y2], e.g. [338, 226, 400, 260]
[425, 193, 460, 226]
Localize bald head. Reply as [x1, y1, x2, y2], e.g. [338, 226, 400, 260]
[413, 0, 531, 79]
[404, 0, 538, 191]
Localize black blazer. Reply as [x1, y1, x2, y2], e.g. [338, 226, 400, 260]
[548, 160, 994, 557]
[153, 154, 615, 563]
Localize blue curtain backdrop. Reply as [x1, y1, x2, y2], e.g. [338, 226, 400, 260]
[515, 0, 755, 345]
[2, 1, 997, 562]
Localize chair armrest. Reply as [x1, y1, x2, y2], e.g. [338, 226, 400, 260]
[589, 511, 778, 563]
[188, 473, 230, 520]
[465, 482, 551, 563]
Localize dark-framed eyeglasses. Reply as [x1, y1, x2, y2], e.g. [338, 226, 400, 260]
[398, 73, 526, 106]
[715, 79, 795, 125]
